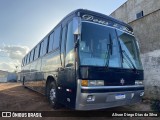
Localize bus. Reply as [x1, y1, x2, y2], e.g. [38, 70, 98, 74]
[21, 9, 144, 110]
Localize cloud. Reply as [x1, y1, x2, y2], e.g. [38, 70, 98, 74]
[1, 45, 29, 62]
[0, 45, 29, 72]
[0, 62, 15, 72]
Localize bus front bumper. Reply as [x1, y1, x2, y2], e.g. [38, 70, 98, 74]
[75, 85, 144, 110]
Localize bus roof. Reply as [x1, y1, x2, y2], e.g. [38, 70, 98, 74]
[23, 9, 133, 60]
[60, 9, 133, 31]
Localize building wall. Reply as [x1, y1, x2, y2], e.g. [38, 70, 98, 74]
[0, 71, 8, 82]
[0, 70, 17, 82]
[0, 77, 7, 82]
[7, 73, 17, 82]
[141, 50, 160, 100]
[131, 10, 160, 100]
[110, 0, 160, 100]
[110, 0, 160, 23]
[129, 10, 160, 53]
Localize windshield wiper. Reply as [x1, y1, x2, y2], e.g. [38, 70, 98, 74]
[122, 50, 137, 71]
[104, 34, 112, 70]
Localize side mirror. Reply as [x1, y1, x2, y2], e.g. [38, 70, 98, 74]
[73, 17, 81, 35]
[73, 17, 81, 48]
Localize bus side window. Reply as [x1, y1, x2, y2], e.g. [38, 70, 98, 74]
[24, 56, 26, 65]
[34, 46, 37, 60]
[34, 44, 40, 60]
[48, 32, 54, 52]
[43, 37, 48, 54]
[40, 41, 44, 57]
[61, 26, 67, 67]
[32, 49, 35, 61]
[29, 52, 32, 63]
[30, 49, 34, 62]
[22, 58, 24, 66]
[25, 56, 27, 65]
[53, 26, 61, 50]
[32, 48, 35, 61]
[30, 51, 32, 62]
[26, 54, 28, 64]
[65, 20, 74, 67]
[37, 44, 41, 58]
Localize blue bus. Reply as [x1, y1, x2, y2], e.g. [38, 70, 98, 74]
[21, 9, 144, 110]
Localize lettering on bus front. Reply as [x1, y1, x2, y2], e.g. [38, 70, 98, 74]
[81, 14, 133, 34]
[82, 14, 109, 25]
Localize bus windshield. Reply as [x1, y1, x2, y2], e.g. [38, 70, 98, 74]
[79, 22, 143, 70]
[117, 30, 143, 70]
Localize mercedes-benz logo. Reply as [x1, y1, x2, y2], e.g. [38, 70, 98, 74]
[120, 78, 125, 85]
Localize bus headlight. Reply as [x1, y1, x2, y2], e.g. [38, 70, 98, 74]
[95, 80, 104, 86]
[89, 80, 104, 86]
[135, 80, 143, 85]
[81, 80, 104, 86]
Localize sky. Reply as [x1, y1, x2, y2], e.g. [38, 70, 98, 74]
[0, 0, 127, 72]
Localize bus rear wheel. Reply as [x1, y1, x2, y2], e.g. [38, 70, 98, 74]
[47, 81, 59, 109]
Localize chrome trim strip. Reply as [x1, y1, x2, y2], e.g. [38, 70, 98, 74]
[81, 85, 144, 90]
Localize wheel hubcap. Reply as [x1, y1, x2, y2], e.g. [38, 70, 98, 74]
[50, 88, 56, 103]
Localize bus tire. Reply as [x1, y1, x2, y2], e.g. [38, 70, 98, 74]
[46, 81, 59, 109]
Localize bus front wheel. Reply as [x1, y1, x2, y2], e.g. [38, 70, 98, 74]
[46, 81, 59, 109]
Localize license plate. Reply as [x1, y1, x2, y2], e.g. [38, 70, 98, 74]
[115, 94, 126, 100]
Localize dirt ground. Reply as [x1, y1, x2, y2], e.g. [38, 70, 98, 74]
[0, 83, 159, 120]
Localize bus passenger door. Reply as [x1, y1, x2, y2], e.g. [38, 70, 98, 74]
[58, 20, 76, 108]
[57, 25, 67, 104]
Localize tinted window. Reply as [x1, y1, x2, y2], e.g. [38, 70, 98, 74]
[29, 52, 32, 63]
[32, 49, 35, 61]
[79, 22, 121, 67]
[48, 32, 54, 52]
[25, 56, 27, 64]
[136, 11, 143, 19]
[40, 41, 44, 57]
[26, 54, 29, 64]
[34, 46, 37, 60]
[27, 53, 29, 64]
[53, 26, 61, 50]
[60, 26, 67, 66]
[65, 21, 75, 67]
[22, 58, 24, 66]
[117, 30, 143, 69]
[24, 57, 26, 65]
[66, 21, 74, 54]
[61, 26, 66, 53]
[30, 50, 34, 62]
[43, 37, 48, 54]
[30, 51, 32, 62]
[34, 44, 40, 60]
[37, 44, 40, 58]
